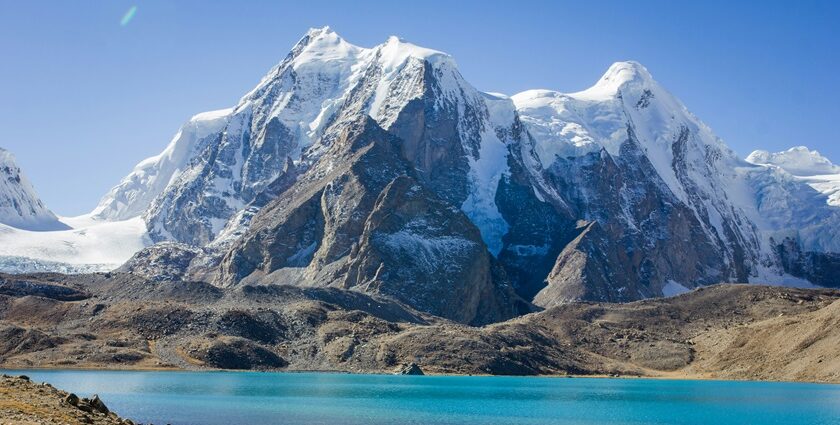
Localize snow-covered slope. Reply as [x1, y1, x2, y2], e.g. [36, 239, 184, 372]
[92, 108, 233, 220]
[0, 147, 148, 273]
[0, 148, 66, 231]
[747, 146, 840, 207]
[0, 215, 149, 273]
[513, 61, 740, 205]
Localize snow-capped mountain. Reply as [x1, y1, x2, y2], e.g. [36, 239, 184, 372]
[747, 146, 840, 207]
[512, 62, 840, 296]
[2, 28, 837, 323]
[92, 108, 233, 220]
[0, 147, 65, 231]
[510, 62, 764, 302]
[124, 27, 512, 256]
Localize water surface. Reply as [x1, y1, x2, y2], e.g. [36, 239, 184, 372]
[3, 370, 839, 424]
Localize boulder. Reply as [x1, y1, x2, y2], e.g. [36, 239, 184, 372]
[64, 393, 79, 406]
[90, 394, 109, 414]
[398, 362, 425, 375]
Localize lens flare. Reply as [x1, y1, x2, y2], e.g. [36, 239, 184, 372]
[120, 6, 137, 26]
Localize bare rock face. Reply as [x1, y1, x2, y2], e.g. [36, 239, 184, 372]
[384, 63, 471, 207]
[531, 137, 736, 305]
[214, 118, 407, 286]
[213, 117, 524, 325]
[536, 221, 612, 305]
[342, 175, 524, 324]
[774, 237, 840, 288]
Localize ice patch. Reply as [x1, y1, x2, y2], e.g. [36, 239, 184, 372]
[460, 126, 510, 256]
[286, 241, 318, 266]
[0, 256, 113, 274]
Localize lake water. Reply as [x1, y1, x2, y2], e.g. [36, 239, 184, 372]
[3, 370, 839, 424]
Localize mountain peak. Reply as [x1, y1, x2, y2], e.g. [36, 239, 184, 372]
[570, 61, 655, 101]
[377, 35, 452, 69]
[600, 61, 654, 85]
[747, 146, 840, 176]
[305, 26, 334, 38]
[293, 26, 358, 61]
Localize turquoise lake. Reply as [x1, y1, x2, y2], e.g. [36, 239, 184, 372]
[3, 370, 839, 424]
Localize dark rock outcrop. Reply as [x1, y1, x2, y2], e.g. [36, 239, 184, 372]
[398, 362, 424, 375]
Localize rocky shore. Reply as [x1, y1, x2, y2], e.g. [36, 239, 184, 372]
[0, 374, 133, 425]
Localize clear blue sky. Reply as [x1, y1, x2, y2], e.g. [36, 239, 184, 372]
[1, 1, 838, 215]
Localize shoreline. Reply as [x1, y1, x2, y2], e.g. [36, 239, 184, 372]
[2, 366, 838, 386]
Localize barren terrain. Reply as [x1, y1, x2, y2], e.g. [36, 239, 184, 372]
[1, 272, 838, 383]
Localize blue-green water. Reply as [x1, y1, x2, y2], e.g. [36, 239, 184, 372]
[3, 370, 839, 425]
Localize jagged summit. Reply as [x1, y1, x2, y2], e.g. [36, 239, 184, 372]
[256, 28, 453, 95]
[289, 27, 362, 69]
[306, 25, 333, 37]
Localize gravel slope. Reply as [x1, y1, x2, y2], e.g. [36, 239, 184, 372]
[0, 272, 838, 383]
